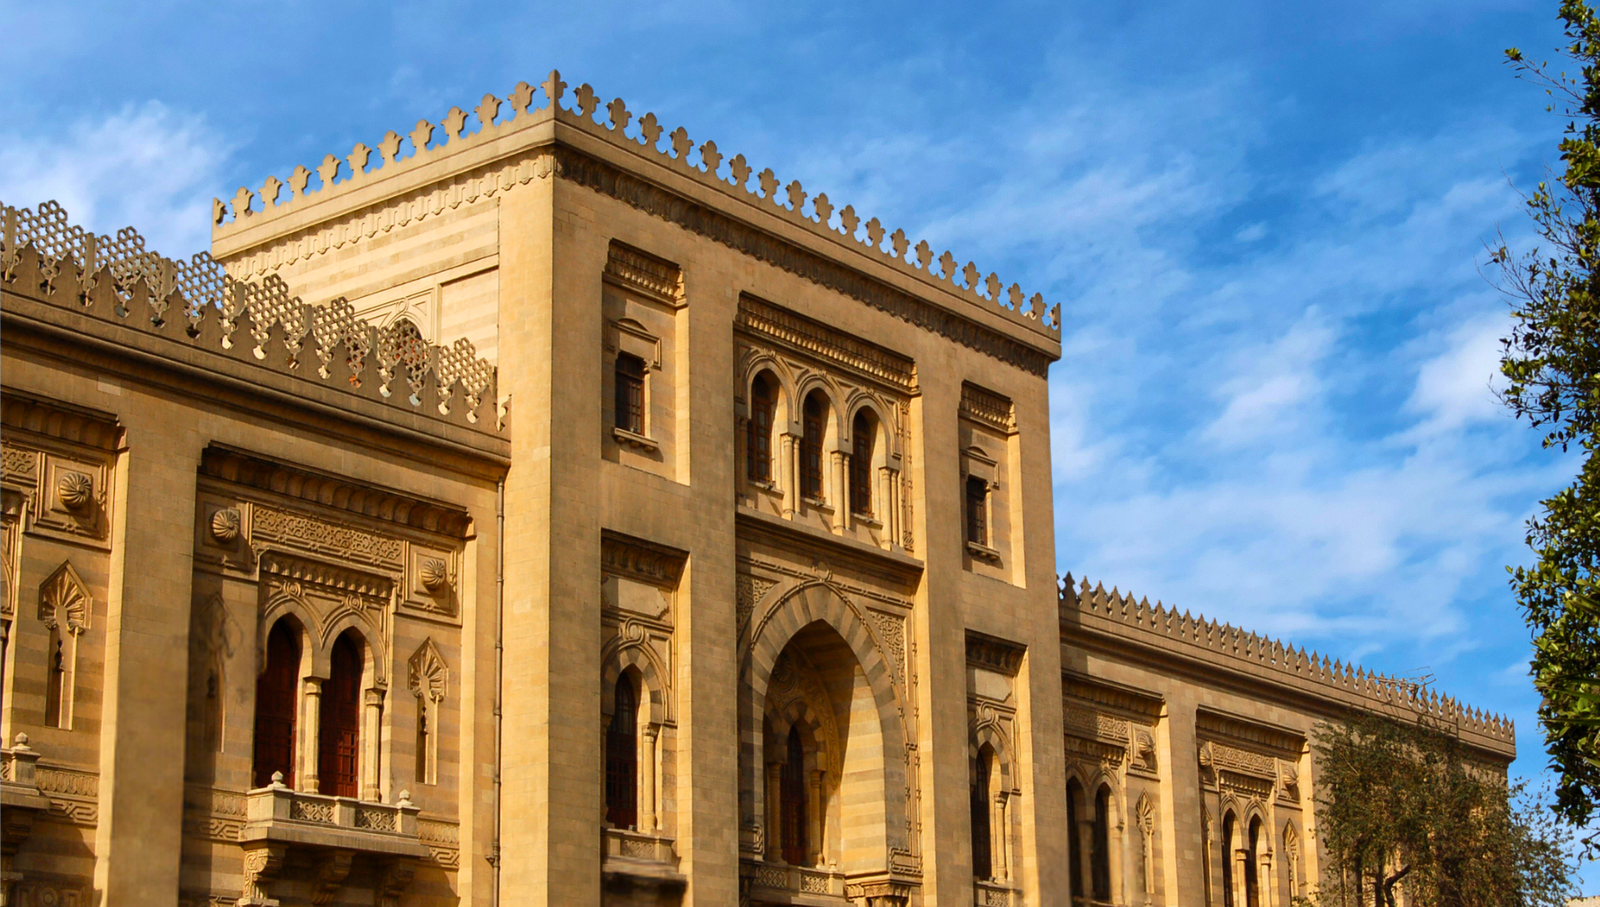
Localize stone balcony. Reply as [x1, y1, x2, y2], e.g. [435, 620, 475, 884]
[973, 879, 1017, 907]
[601, 827, 686, 903]
[740, 858, 848, 906]
[237, 773, 429, 907]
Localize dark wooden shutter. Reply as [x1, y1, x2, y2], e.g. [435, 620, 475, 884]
[319, 633, 362, 798]
[253, 621, 300, 789]
[605, 676, 639, 828]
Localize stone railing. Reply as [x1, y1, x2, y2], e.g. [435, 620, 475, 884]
[973, 879, 1015, 907]
[1059, 573, 1516, 750]
[1, 200, 504, 437]
[740, 858, 848, 900]
[208, 70, 1060, 339]
[602, 826, 677, 865]
[243, 776, 421, 841]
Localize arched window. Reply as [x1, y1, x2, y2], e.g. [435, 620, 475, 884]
[971, 746, 994, 880]
[615, 353, 646, 435]
[748, 374, 775, 482]
[850, 411, 874, 516]
[1245, 817, 1262, 907]
[253, 620, 301, 789]
[1091, 784, 1112, 900]
[1221, 812, 1237, 907]
[781, 726, 809, 865]
[965, 476, 988, 546]
[319, 631, 363, 797]
[43, 625, 65, 728]
[1067, 778, 1085, 897]
[801, 392, 826, 501]
[606, 674, 639, 828]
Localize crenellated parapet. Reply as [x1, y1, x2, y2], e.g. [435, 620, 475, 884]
[209, 70, 1060, 346]
[1059, 573, 1517, 756]
[2, 200, 505, 443]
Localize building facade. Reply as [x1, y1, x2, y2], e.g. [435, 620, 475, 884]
[0, 72, 1514, 907]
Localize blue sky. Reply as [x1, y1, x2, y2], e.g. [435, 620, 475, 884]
[3, 0, 1592, 887]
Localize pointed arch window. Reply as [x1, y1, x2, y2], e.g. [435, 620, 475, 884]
[606, 673, 639, 828]
[253, 620, 300, 789]
[1091, 784, 1112, 900]
[1245, 816, 1263, 907]
[1067, 778, 1085, 897]
[1221, 811, 1237, 907]
[748, 374, 775, 482]
[801, 393, 826, 501]
[971, 746, 994, 880]
[781, 726, 809, 865]
[319, 631, 362, 797]
[850, 411, 875, 516]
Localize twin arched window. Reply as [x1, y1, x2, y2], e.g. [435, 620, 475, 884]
[250, 619, 368, 797]
[1066, 778, 1113, 900]
[1220, 811, 1265, 907]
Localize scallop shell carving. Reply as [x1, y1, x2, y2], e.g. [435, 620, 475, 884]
[210, 508, 242, 543]
[57, 471, 94, 511]
[419, 557, 449, 591]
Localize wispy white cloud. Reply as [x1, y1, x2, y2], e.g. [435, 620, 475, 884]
[0, 101, 228, 256]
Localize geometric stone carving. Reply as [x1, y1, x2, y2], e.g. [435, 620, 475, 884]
[407, 639, 448, 703]
[37, 560, 90, 632]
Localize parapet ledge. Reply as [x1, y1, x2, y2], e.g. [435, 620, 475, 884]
[209, 70, 1060, 345]
[1058, 572, 1517, 755]
[2, 200, 507, 445]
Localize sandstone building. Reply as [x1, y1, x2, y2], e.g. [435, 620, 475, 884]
[0, 72, 1515, 907]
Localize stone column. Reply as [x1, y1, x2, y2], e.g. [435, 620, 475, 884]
[828, 452, 847, 532]
[640, 725, 660, 831]
[808, 769, 825, 866]
[765, 761, 784, 862]
[881, 466, 900, 548]
[300, 677, 323, 793]
[779, 434, 798, 518]
[992, 791, 1009, 883]
[362, 687, 385, 801]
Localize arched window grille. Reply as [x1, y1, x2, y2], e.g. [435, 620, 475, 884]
[615, 353, 646, 435]
[801, 393, 826, 501]
[319, 631, 363, 797]
[781, 726, 809, 865]
[971, 746, 994, 880]
[965, 476, 988, 546]
[1091, 784, 1113, 900]
[748, 374, 775, 482]
[606, 674, 639, 828]
[252, 620, 300, 789]
[850, 411, 874, 516]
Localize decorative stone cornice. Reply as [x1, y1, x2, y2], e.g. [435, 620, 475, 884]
[966, 631, 1025, 676]
[1196, 709, 1305, 758]
[736, 294, 916, 393]
[959, 382, 1016, 434]
[2, 200, 504, 438]
[0, 391, 122, 452]
[604, 242, 682, 305]
[210, 72, 1059, 346]
[1062, 673, 1164, 722]
[600, 530, 686, 588]
[1060, 572, 1517, 757]
[201, 446, 472, 538]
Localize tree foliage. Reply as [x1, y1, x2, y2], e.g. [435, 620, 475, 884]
[1495, 0, 1600, 842]
[1307, 714, 1573, 907]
